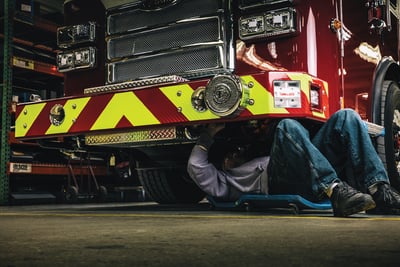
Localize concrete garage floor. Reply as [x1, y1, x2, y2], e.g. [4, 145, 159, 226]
[0, 202, 400, 267]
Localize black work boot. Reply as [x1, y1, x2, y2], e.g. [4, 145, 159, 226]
[368, 183, 400, 215]
[330, 182, 376, 217]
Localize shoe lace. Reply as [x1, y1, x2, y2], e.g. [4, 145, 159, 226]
[340, 182, 358, 197]
[379, 184, 400, 205]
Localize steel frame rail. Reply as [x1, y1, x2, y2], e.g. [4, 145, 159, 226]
[1, 0, 14, 204]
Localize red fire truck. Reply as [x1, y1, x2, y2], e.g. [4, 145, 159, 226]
[14, 0, 400, 203]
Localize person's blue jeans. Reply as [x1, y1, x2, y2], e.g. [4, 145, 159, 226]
[268, 109, 389, 201]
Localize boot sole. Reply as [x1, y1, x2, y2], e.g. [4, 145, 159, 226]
[334, 198, 376, 217]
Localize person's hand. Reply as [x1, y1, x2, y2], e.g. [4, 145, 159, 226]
[206, 123, 225, 137]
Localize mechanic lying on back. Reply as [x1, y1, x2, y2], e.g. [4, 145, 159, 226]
[187, 109, 400, 217]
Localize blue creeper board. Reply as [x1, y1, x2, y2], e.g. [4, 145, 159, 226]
[207, 194, 332, 213]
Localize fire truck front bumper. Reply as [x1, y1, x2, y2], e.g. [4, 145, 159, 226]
[15, 72, 330, 146]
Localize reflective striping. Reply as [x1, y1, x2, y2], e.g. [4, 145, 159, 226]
[15, 103, 46, 137]
[312, 111, 327, 119]
[160, 84, 219, 121]
[15, 73, 330, 138]
[90, 91, 160, 131]
[242, 76, 289, 115]
[46, 97, 91, 135]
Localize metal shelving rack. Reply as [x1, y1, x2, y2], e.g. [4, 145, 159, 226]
[1, 0, 64, 204]
[1, 0, 14, 205]
[1, 1, 114, 204]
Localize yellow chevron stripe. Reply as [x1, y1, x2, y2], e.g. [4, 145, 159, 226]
[287, 73, 313, 103]
[46, 97, 91, 135]
[15, 103, 46, 137]
[160, 84, 219, 120]
[242, 76, 289, 115]
[91, 91, 160, 131]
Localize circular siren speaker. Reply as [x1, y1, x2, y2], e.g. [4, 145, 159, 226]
[204, 74, 249, 117]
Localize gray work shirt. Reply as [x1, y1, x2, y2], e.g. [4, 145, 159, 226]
[187, 133, 270, 201]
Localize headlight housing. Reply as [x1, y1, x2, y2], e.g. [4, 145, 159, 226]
[57, 22, 96, 48]
[57, 47, 96, 72]
[239, 7, 297, 40]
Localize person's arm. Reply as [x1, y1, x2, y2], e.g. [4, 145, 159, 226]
[187, 124, 230, 198]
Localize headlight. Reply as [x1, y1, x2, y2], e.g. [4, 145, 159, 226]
[273, 80, 301, 108]
[57, 47, 96, 72]
[74, 47, 96, 69]
[57, 52, 74, 72]
[240, 16, 265, 37]
[239, 7, 297, 40]
[57, 22, 96, 48]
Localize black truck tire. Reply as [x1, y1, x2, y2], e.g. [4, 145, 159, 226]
[377, 80, 400, 190]
[65, 186, 78, 203]
[137, 167, 205, 204]
[96, 185, 108, 202]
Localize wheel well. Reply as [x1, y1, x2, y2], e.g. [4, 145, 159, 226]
[370, 57, 400, 124]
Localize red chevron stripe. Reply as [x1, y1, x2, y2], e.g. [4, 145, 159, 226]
[135, 88, 189, 124]
[70, 94, 112, 133]
[26, 100, 65, 137]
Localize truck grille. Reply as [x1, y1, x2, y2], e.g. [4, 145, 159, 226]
[107, 17, 221, 60]
[105, 0, 233, 83]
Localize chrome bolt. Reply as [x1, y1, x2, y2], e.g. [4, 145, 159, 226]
[177, 91, 182, 97]
[248, 81, 254, 88]
[177, 107, 182, 113]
